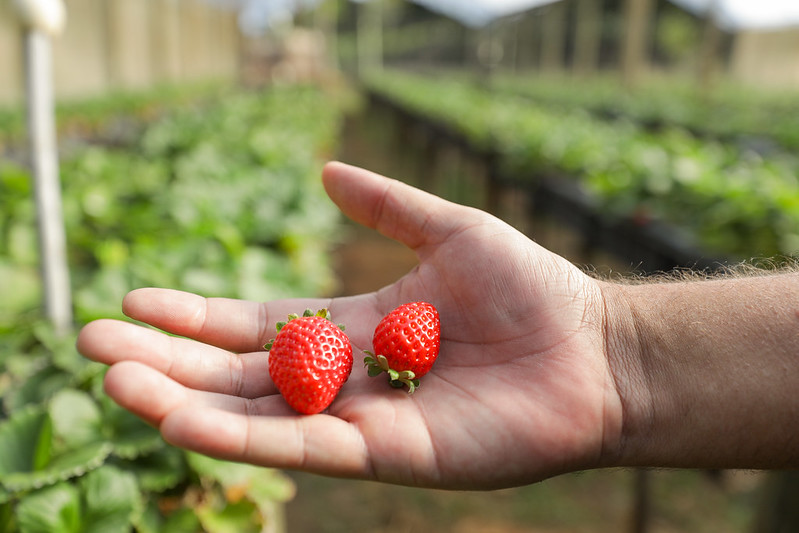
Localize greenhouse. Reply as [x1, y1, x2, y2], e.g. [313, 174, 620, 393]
[2, 0, 799, 531]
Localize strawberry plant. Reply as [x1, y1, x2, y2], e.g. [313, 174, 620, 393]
[0, 322, 297, 532]
[1, 82, 347, 531]
[365, 71, 799, 261]
[491, 73, 799, 153]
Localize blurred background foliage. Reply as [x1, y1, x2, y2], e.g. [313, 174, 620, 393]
[2, 0, 799, 531]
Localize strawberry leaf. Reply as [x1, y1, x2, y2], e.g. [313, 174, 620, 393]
[186, 452, 295, 500]
[0, 405, 112, 495]
[80, 465, 142, 533]
[0, 407, 51, 482]
[15, 482, 81, 533]
[97, 395, 164, 460]
[49, 389, 104, 452]
[115, 446, 186, 493]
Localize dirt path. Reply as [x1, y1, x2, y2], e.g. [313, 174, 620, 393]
[330, 223, 418, 297]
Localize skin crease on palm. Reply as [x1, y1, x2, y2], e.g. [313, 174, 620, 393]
[76, 161, 626, 490]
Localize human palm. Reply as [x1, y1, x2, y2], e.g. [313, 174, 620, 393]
[78, 162, 619, 490]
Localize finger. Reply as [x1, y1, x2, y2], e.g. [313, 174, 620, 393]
[78, 319, 274, 398]
[121, 287, 328, 354]
[103, 361, 294, 426]
[160, 404, 371, 480]
[322, 161, 472, 250]
[105, 360, 372, 479]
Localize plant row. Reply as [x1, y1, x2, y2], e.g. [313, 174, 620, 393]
[0, 84, 345, 532]
[0, 82, 228, 149]
[365, 71, 799, 261]
[490, 73, 799, 153]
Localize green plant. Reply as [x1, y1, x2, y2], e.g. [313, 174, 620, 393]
[0, 324, 295, 532]
[1, 83, 348, 531]
[365, 71, 799, 261]
[491, 72, 799, 153]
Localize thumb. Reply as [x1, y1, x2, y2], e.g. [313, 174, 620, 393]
[322, 161, 466, 250]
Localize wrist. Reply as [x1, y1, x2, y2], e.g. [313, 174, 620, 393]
[595, 279, 654, 469]
[598, 272, 799, 470]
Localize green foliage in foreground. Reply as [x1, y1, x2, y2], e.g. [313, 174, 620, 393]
[366, 71, 799, 260]
[0, 84, 344, 531]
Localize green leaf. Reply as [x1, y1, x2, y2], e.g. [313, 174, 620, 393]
[132, 500, 162, 533]
[244, 469, 297, 506]
[367, 365, 384, 378]
[16, 482, 81, 533]
[32, 415, 54, 471]
[102, 401, 164, 460]
[49, 389, 104, 451]
[0, 407, 51, 481]
[33, 322, 99, 377]
[187, 452, 296, 504]
[0, 405, 112, 493]
[3, 365, 73, 413]
[115, 445, 187, 493]
[196, 499, 261, 533]
[0, 261, 40, 319]
[160, 508, 202, 533]
[73, 267, 131, 323]
[80, 465, 141, 533]
[0, 485, 12, 505]
[2, 442, 112, 494]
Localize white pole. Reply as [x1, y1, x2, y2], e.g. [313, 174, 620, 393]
[24, 28, 72, 336]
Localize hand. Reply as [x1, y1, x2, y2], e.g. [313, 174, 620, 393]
[77, 162, 621, 490]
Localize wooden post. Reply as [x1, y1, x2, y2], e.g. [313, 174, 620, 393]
[24, 29, 73, 336]
[621, 0, 654, 88]
[315, 0, 340, 71]
[573, 0, 602, 77]
[540, 1, 567, 73]
[751, 472, 799, 533]
[632, 469, 651, 533]
[357, 0, 383, 76]
[697, 2, 723, 93]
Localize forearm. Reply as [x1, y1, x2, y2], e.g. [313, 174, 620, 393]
[602, 271, 799, 470]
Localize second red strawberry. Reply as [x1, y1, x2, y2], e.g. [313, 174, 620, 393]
[365, 301, 441, 393]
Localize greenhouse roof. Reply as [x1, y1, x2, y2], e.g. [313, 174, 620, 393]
[667, 0, 799, 31]
[408, 0, 799, 30]
[227, 0, 799, 34]
[409, 0, 560, 28]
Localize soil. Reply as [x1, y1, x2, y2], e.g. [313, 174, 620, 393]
[329, 222, 418, 297]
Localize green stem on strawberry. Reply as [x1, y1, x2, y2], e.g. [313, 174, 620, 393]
[265, 308, 343, 351]
[364, 353, 421, 393]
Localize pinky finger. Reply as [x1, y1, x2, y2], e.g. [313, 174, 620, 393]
[159, 406, 373, 480]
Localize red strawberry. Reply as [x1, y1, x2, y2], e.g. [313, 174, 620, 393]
[266, 309, 352, 414]
[364, 302, 440, 393]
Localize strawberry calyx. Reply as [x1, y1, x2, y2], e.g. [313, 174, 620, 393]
[363, 352, 421, 394]
[264, 308, 345, 351]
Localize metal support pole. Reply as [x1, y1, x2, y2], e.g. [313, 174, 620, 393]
[24, 29, 73, 336]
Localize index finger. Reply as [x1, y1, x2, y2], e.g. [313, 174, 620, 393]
[122, 287, 330, 353]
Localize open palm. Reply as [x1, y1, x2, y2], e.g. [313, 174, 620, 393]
[78, 162, 622, 490]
